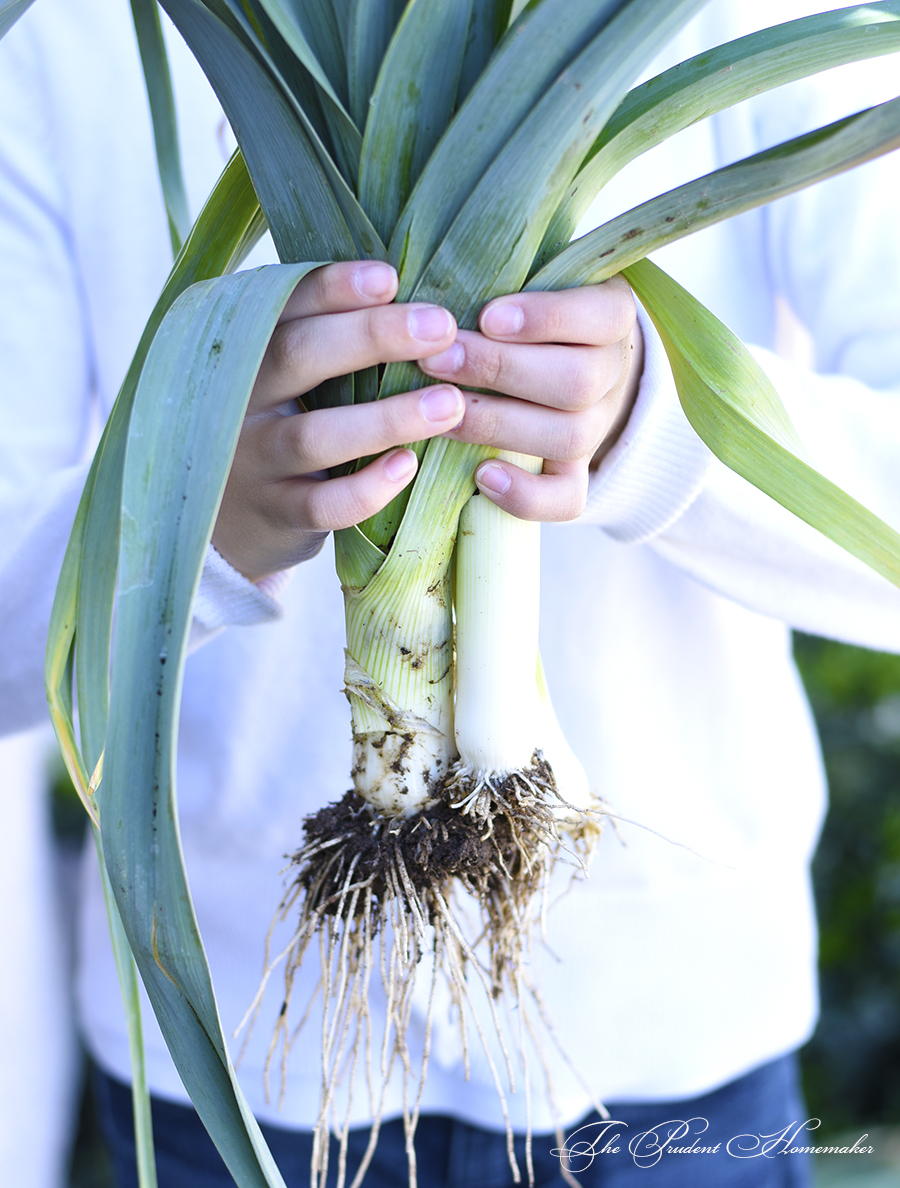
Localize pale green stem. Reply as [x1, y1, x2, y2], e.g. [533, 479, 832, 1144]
[340, 437, 491, 815]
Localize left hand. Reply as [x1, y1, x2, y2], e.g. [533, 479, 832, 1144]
[419, 274, 643, 521]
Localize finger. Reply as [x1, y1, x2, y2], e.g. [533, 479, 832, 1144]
[478, 276, 636, 346]
[274, 449, 420, 534]
[255, 302, 457, 408]
[247, 384, 465, 480]
[277, 260, 399, 324]
[472, 457, 588, 523]
[445, 390, 610, 462]
[420, 331, 630, 411]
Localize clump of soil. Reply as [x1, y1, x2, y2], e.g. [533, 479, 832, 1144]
[291, 753, 558, 939]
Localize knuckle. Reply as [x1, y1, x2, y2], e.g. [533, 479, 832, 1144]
[558, 413, 595, 462]
[303, 480, 347, 532]
[284, 412, 321, 472]
[268, 320, 306, 381]
[363, 306, 390, 353]
[365, 305, 409, 358]
[303, 264, 331, 307]
[564, 361, 599, 412]
[313, 471, 383, 532]
[553, 483, 587, 523]
[468, 398, 506, 445]
[603, 282, 637, 342]
[381, 395, 415, 443]
[475, 343, 507, 393]
[340, 476, 384, 528]
[539, 299, 568, 342]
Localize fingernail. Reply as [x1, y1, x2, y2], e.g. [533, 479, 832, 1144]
[476, 462, 511, 495]
[383, 449, 417, 483]
[419, 385, 464, 424]
[409, 305, 454, 342]
[420, 343, 465, 375]
[481, 302, 524, 337]
[353, 261, 397, 299]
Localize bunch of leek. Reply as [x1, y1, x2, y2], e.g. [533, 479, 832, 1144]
[0, 0, 896, 1185]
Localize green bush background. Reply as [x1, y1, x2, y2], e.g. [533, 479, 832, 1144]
[794, 633, 900, 1132]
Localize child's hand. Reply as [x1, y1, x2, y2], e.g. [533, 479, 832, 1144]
[420, 274, 642, 522]
[212, 260, 465, 581]
[212, 263, 643, 581]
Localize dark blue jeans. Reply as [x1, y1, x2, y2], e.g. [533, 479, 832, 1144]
[94, 1054, 814, 1187]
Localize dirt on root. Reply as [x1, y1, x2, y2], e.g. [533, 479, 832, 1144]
[296, 787, 515, 899]
[298, 754, 557, 893]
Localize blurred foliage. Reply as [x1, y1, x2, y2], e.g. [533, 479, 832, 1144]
[50, 755, 90, 845]
[794, 632, 900, 1133]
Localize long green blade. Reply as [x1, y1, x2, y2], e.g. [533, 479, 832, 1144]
[47, 150, 265, 797]
[346, 0, 407, 128]
[96, 829, 158, 1188]
[387, 0, 636, 286]
[0, 0, 34, 38]
[246, 0, 362, 183]
[48, 153, 266, 1188]
[539, 0, 900, 261]
[104, 263, 316, 1188]
[76, 153, 266, 778]
[456, 0, 514, 104]
[402, 0, 706, 316]
[256, 0, 349, 107]
[530, 96, 900, 290]
[626, 257, 900, 589]
[359, 0, 474, 240]
[130, 0, 192, 254]
[160, 0, 380, 261]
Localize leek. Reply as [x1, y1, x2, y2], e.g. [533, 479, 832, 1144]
[16, 1, 900, 1186]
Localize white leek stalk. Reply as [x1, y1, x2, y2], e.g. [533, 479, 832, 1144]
[453, 456, 542, 776]
[451, 452, 594, 825]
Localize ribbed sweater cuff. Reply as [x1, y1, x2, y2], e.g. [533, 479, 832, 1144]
[190, 546, 289, 645]
[579, 303, 713, 542]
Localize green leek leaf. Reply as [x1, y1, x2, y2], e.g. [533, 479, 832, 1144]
[66, 152, 265, 785]
[388, 0, 636, 287]
[160, 0, 380, 260]
[626, 257, 900, 590]
[530, 96, 900, 289]
[402, 0, 707, 320]
[346, 0, 407, 128]
[256, 0, 348, 107]
[96, 829, 158, 1188]
[539, 0, 900, 261]
[45, 151, 268, 1188]
[456, 0, 515, 104]
[130, 0, 191, 254]
[104, 263, 316, 1188]
[359, 0, 474, 241]
[0, 0, 34, 38]
[367, 0, 706, 550]
[246, 0, 362, 183]
[334, 523, 387, 590]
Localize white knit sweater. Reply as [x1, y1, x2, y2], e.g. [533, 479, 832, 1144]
[1, 0, 899, 1134]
